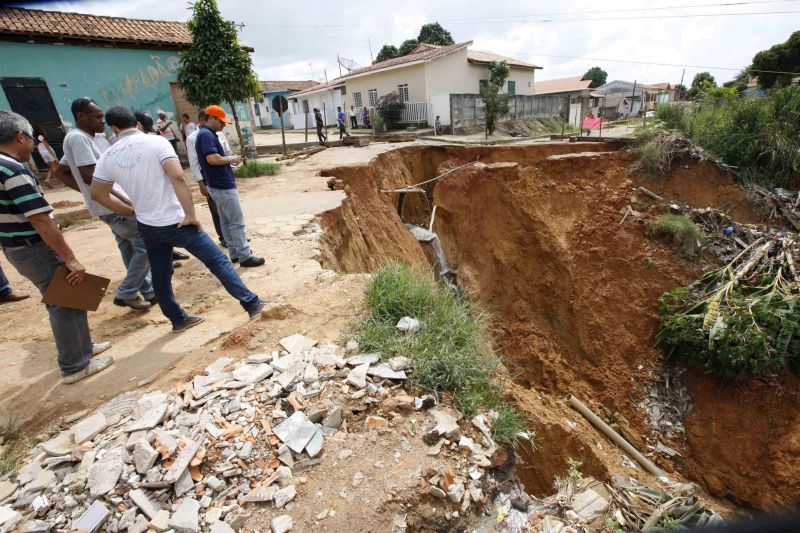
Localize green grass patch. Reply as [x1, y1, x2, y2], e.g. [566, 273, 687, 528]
[354, 262, 529, 446]
[650, 214, 705, 247]
[0, 415, 37, 475]
[234, 160, 280, 178]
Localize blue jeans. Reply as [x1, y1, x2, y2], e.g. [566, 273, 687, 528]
[3, 241, 93, 375]
[207, 187, 252, 262]
[99, 213, 154, 300]
[136, 222, 260, 325]
[0, 262, 10, 298]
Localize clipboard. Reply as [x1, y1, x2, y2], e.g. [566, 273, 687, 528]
[42, 266, 111, 311]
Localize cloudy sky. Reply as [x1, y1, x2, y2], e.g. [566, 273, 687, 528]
[21, 0, 800, 86]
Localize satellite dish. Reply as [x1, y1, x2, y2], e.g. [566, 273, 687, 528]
[338, 56, 360, 72]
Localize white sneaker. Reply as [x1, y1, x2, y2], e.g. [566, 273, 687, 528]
[62, 356, 113, 384]
[92, 341, 112, 357]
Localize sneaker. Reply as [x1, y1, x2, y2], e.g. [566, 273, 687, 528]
[62, 356, 113, 384]
[145, 295, 158, 305]
[240, 256, 266, 268]
[230, 258, 239, 264]
[173, 261, 182, 269]
[172, 250, 190, 260]
[172, 315, 205, 332]
[247, 299, 268, 320]
[0, 290, 30, 304]
[92, 341, 112, 357]
[114, 296, 152, 311]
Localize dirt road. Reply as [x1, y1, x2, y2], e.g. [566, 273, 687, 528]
[0, 141, 416, 431]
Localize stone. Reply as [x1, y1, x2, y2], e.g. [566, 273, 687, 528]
[346, 363, 369, 389]
[118, 508, 137, 530]
[205, 507, 223, 523]
[273, 485, 296, 508]
[271, 514, 293, 533]
[396, 316, 420, 333]
[346, 354, 379, 366]
[344, 339, 359, 353]
[352, 472, 365, 487]
[447, 480, 465, 503]
[337, 449, 353, 461]
[125, 404, 167, 432]
[429, 407, 461, 439]
[365, 416, 389, 430]
[72, 500, 109, 533]
[232, 363, 273, 384]
[42, 432, 73, 457]
[240, 485, 277, 503]
[237, 441, 253, 460]
[273, 412, 317, 454]
[133, 440, 159, 474]
[388, 356, 411, 371]
[163, 438, 201, 484]
[303, 364, 319, 384]
[210, 520, 236, 533]
[149, 509, 171, 532]
[168, 498, 200, 533]
[174, 467, 195, 497]
[305, 429, 324, 458]
[72, 412, 108, 445]
[572, 487, 609, 521]
[279, 333, 317, 355]
[246, 353, 271, 364]
[0, 480, 18, 502]
[367, 363, 407, 381]
[88, 448, 123, 497]
[129, 489, 161, 519]
[224, 511, 251, 531]
[429, 486, 446, 498]
[205, 475, 225, 492]
[321, 407, 343, 430]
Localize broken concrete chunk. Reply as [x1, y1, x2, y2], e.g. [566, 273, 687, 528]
[71, 500, 109, 533]
[303, 364, 319, 384]
[205, 475, 225, 492]
[163, 438, 201, 484]
[322, 407, 343, 430]
[129, 489, 161, 519]
[246, 353, 271, 364]
[367, 363, 407, 381]
[174, 467, 195, 497]
[396, 316, 420, 333]
[169, 498, 200, 533]
[273, 485, 296, 508]
[87, 448, 123, 497]
[388, 356, 411, 371]
[210, 520, 236, 533]
[273, 412, 317, 454]
[133, 440, 159, 474]
[430, 486, 446, 498]
[271, 514, 293, 533]
[447, 480, 465, 503]
[149, 509, 171, 532]
[0, 480, 18, 502]
[428, 407, 462, 439]
[72, 412, 108, 445]
[279, 333, 317, 355]
[305, 428, 324, 458]
[232, 363, 273, 384]
[240, 485, 277, 503]
[22, 468, 54, 495]
[42, 432, 73, 457]
[346, 353, 379, 366]
[346, 363, 370, 389]
[125, 404, 167, 432]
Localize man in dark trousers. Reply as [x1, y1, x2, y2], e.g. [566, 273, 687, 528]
[314, 108, 327, 145]
[0, 110, 113, 383]
[336, 106, 347, 139]
[91, 107, 268, 332]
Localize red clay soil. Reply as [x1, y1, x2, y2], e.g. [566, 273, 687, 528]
[319, 143, 800, 509]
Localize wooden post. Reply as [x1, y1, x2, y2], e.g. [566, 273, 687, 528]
[305, 112, 308, 143]
[279, 110, 287, 156]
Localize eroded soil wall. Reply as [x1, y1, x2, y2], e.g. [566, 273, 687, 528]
[319, 143, 800, 509]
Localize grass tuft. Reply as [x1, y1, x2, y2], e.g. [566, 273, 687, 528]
[354, 262, 529, 446]
[234, 160, 280, 178]
[0, 415, 36, 475]
[651, 214, 705, 247]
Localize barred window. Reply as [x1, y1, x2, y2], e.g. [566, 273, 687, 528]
[397, 84, 409, 102]
[353, 92, 363, 107]
[368, 89, 378, 106]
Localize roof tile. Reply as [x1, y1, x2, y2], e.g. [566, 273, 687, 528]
[533, 76, 593, 95]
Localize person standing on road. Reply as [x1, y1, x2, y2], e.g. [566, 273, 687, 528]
[362, 106, 370, 129]
[348, 105, 358, 129]
[156, 110, 182, 152]
[32, 125, 59, 188]
[0, 262, 29, 304]
[196, 105, 265, 268]
[314, 108, 327, 145]
[336, 106, 347, 139]
[0, 110, 113, 383]
[55, 97, 155, 311]
[186, 110, 226, 247]
[92, 107, 268, 332]
[181, 113, 197, 139]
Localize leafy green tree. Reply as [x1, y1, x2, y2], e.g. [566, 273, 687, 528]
[751, 31, 800, 89]
[374, 44, 399, 64]
[177, 0, 260, 158]
[687, 71, 716, 99]
[398, 39, 419, 56]
[375, 92, 405, 131]
[723, 69, 751, 94]
[582, 66, 608, 88]
[481, 60, 511, 137]
[674, 84, 688, 100]
[417, 22, 454, 46]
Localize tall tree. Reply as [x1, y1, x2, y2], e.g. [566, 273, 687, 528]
[177, 0, 260, 158]
[582, 66, 608, 88]
[751, 31, 800, 89]
[687, 71, 716, 99]
[398, 39, 419, 57]
[374, 44, 399, 64]
[418, 22, 455, 46]
[481, 60, 511, 137]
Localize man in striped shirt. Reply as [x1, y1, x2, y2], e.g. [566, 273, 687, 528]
[0, 110, 112, 384]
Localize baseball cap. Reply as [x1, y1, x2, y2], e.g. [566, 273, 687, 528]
[204, 105, 231, 124]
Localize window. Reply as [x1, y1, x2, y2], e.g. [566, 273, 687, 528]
[479, 79, 488, 92]
[508, 81, 516, 95]
[368, 89, 378, 106]
[397, 84, 409, 102]
[353, 92, 363, 107]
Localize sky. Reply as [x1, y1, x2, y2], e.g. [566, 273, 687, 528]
[17, 0, 800, 86]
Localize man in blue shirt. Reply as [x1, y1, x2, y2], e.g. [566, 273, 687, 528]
[195, 105, 264, 268]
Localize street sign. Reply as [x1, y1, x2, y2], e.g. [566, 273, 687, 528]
[271, 95, 289, 115]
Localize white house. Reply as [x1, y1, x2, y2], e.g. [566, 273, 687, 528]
[288, 41, 541, 128]
[532, 76, 593, 126]
[287, 79, 345, 129]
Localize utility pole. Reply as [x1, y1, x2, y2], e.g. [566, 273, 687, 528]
[368, 38, 374, 63]
[678, 68, 686, 101]
[629, 80, 637, 117]
[337, 54, 342, 77]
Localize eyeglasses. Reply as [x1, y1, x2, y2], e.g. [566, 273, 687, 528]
[19, 131, 35, 142]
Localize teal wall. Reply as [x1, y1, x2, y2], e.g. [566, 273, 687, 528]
[0, 41, 253, 149]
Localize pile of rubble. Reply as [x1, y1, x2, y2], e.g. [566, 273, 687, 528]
[0, 331, 515, 533]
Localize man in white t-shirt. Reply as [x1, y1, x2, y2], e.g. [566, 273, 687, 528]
[156, 110, 182, 152]
[181, 114, 197, 139]
[54, 97, 154, 311]
[91, 107, 267, 332]
[186, 110, 226, 247]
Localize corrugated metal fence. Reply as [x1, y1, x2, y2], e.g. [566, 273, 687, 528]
[449, 93, 569, 132]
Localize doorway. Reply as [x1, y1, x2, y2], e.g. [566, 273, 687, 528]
[1, 77, 65, 167]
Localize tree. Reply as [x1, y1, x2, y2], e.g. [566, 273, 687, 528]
[751, 31, 800, 89]
[375, 92, 405, 131]
[398, 39, 419, 57]
[674, 84, 688, 100]
[687, 71, 716, 99]
[723, 68, 750, 94]
[481, 60, 511, 137]
[375, 44, 399, 63]
[582, 66, 608, 88]
[417, 22, 454, 46]
[177, 0, 260, 158]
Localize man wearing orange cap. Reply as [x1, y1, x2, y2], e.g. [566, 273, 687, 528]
[196, 105, 265, 268]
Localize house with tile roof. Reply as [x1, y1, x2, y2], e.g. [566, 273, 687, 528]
[251, 80, 319, 129]
[532, 76, 594, 126]
[0, 6, 255, 161]
[287, 41, 541, 129]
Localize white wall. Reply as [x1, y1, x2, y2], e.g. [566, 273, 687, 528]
[424, 48, 536, 97]
[345, 63, 427, 108]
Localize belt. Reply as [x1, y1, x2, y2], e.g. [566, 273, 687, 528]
[1, 234, 43, 249]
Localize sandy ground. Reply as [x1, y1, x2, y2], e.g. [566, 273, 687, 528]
[0, 141, 422, 431]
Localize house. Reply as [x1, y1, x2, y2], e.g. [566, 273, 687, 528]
[287, 41, 541, 128]
[0, 6, 255, 161]
[591, 80, 649, 117]
[643, 82, 678, 106]
[251, 80, 319, 129]
[287, 79, 346, 129]
[532, 76, 593, 126]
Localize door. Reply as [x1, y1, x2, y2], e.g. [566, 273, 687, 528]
[1, 78, 65, 166]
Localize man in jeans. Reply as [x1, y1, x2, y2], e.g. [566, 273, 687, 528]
[56, 97, 154, 311]
[195, 105, 265, 267]
[91, 107, 267, 332]
[0, 262, 29, 304]
[186, 110, 225, 247]
[0, 110, 112, 383]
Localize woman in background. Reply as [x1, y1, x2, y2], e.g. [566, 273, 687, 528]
[33, 124, 59, 187]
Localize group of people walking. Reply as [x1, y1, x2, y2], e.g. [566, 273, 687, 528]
[0, 98, 269, 384]
[314, 105, 370, 145]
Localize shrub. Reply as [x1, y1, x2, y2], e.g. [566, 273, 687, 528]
[375, 92, 405, 130]
[234, 160, 280, 178]
[355, 262, 529, 445]
[653, 103, 685, 131]
[650, 214, 705, 247]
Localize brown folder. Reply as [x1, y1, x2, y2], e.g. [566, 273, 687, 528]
[42, 266, 110, 311]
